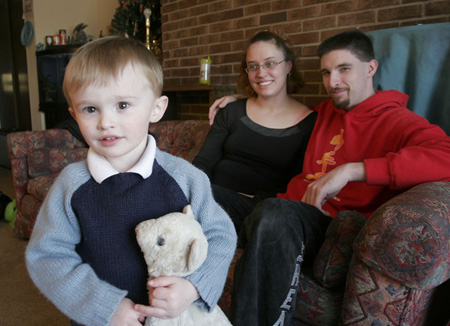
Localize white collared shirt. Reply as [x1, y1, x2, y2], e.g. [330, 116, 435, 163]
[87, 135, 157, 184]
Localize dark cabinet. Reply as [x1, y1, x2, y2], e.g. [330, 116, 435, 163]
[36, 46, 80, 128]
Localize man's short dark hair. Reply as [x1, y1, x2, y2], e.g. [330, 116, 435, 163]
[317, 29, 375, 62]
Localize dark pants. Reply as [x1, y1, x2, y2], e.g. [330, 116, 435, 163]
[70, 321, 83, 326]
[230, 198, 332, 326]
[211, 184, 262, 233]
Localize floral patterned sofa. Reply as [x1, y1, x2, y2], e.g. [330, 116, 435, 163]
[7, 120, 450, 325]
[6, 120, 210, 240]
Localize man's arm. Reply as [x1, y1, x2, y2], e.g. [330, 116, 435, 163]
[208, 94, 241, 125]
[302, 162, 366, 215]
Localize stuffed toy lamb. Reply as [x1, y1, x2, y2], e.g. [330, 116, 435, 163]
[135, 205, 232, 326]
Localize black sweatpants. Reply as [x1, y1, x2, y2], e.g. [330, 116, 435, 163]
[230, 198, 332, 326]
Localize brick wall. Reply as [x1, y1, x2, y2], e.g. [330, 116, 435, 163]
[161, 0, 450, 119]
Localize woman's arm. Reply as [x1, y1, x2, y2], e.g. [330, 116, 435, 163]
[193, 105, 235, 178]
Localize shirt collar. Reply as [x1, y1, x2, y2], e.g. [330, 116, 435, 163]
[88, 134, 156, 184]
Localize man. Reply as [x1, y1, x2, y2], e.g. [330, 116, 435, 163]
[213, 29, 450, 326]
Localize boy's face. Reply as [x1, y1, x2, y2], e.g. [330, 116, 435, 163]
[320, 49, 377, 111]
[69, 63, 167, 172]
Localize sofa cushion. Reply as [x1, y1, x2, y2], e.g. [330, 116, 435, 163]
[295, 268, 343, 325]
[150, 120, 210, 162]
[27, 173, 60, 201]
[27, 148, 88, 178]
[313, 210, 367, 288]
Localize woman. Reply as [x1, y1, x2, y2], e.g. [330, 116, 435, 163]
[193, 30, 317, 232]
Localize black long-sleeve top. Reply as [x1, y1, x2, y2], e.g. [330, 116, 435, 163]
[193, 99, 317, 196]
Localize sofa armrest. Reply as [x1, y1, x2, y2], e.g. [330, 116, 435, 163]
[6, 129, 87, 208]
[354, 181, 450, 289]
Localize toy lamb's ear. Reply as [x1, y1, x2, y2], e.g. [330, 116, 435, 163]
[187, 238, 207, 273]
[183, 205, 193, 216]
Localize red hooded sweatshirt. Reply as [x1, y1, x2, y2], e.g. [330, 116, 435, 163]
[277, 90, 450, 217]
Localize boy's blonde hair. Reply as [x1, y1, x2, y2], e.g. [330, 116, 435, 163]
[63, 36, 163, 107]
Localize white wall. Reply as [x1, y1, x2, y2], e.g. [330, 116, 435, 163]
[25, 0, 117, 130]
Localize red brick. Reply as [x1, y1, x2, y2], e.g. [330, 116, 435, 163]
[378, 4, 423, 22]
[172, 48, 189, 58]
[303, 16, 337, 32]
[210, 20, 234, 33]
[219, 30, 244, 42]
[235, 16, 260, 29]
[178, 17, 199, 30]
[260, 11, 288, 25]
[208, 0, 235, 12]
[161, 1, 450, 94]
[210, 42, 232, 54]
[304, 0, 333, 6]
[272, 0, 303, 11]
[179, 57, 199, 67]
[299, 57, 320, 70]
[298, 83, 321, 95]
[178, 0, 197, 10]
[199, 8, 243, 24]
[188, 45, 209, 56]
[338, 11, 376, 26]
[426, 1, 450, 15]
[188, 4, 209, 18]
[402, 0, 425, 3]
[179, 37, 199, 48]
[290, 32, 320, 46]
[321, 1, 358, 15]
[303, 70, 323, 83]
[289, 5, 322, 20]
[187, 26, 210, 37]
[358, 0, 400, 10]
[231, 40, 247, 52]
[244, 3, 272, 16]
[302, 44, 320, 57]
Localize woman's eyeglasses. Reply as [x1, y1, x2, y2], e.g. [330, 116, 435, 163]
[245, 59, 286, 74]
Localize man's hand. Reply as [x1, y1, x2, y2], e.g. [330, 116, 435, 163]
[110, 298, 146, 326]
[209, 94, 240, 125]
[134, 276, 200, 319]
[302, 162, 366, 215]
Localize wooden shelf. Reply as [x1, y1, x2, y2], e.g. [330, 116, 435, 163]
[163, 84, 214, 92]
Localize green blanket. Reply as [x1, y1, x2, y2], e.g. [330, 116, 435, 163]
[366, 23, 450, 135]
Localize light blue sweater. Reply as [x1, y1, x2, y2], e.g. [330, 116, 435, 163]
[26, 148, 237, 326]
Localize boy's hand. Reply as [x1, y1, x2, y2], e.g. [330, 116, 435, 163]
[134, 276, 200, 319]
[209, 95, 240, 125]
[110, 298, 146, 326]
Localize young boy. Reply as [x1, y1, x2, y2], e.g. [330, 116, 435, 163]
[25, 36, 237, 326]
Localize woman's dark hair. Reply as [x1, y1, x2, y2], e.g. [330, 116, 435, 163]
[317, 29, 375, 62]
[237, 30, 305, 97]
